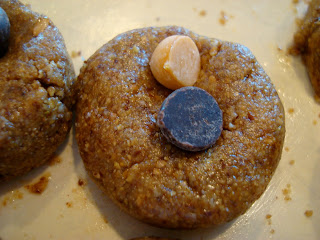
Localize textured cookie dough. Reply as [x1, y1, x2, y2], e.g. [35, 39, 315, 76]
[289, 0, 320, 97]
[0, 0, 75, 181]
[76, 26, 285, 228]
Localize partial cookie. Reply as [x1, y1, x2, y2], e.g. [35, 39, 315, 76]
[0, 0, 75, 181]
[289, 0, 320, 97]
[76, 26, 285, 228]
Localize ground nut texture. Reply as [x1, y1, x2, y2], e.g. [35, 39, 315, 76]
[0, 0, 75, 181]
[76, 26, 285, 228]
[289, 0, 320, 97]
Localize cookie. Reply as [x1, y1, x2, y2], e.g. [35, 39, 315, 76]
[76, 26, 285, 228]
[0, 0, 75, 181]
[289, 0, 320, 97]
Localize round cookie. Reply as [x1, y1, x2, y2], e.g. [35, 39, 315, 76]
[0, 0, 75, 181]
[76, 26, 285, 228]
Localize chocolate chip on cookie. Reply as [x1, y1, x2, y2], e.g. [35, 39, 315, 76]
[0, 7, 10, 57]
[157, 86, 222, 151]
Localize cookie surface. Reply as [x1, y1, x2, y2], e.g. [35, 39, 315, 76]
[289, 0, 320, 97]
[0, 0, 75, 181]
[76, 26, 285, 228]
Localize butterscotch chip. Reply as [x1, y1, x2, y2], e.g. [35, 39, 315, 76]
[150, 35, 200, 90]
[76, 26, 285, 228]
[0, 0, 75, 181]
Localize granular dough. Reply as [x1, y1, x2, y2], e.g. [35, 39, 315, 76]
[0, 0, 75, 181]
[76, 26, 285, 228]
[289, 0, 320, 97]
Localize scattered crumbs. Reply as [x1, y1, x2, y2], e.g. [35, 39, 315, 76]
[270, 229, 275, 234]
[265, 214, 272, 225]
[24, 172, 51, 194]
[285, 147, 290, 152]
[219, 11, 228, 25]
[49, 154, 62, 166]
[313, 120, 317, 125]
[78, 178, 86, 187]
[288, 108, 295, 114]
[71, 50, 81, 58]
[199, 10, 207, 17]
[289, 160, 295, 165]
[218, 11, 234, 25]
[66, 201, 73, 208]
[2, 190, 24, 207]
[304, 210, 313, 217]
[282, 184, 292, 201]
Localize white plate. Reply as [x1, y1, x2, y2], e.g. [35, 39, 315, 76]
[1, 0, 319, 239]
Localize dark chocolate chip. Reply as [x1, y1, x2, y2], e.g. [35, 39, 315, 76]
[0, 7, 10, 58]
[157, 86, 223, 152]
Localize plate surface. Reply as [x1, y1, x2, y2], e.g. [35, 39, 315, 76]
[0, 0, 319, 239]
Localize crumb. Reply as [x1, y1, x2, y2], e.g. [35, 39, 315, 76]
[313, 120, 317, 125]
[315, 94, 320, 103]
[219, 11, 228, 25]
[192, 7, 197, 12]
[288, 108, 295, 114]
[265, 214, 272, 225]
[318, 113, 320, 118]
[270, 229, 275, 234]
[292, 0, 299, 4]
[304, 210, 313, 217]
[103, 217, 108, 224]
[282, 184, 292, 201]
[199, 10, 206, 17]
[155, 17, 160, 22]
[275, 196, 279, 200]
[49, 154, 62, 166]
[66, 202, 73, 208]
[24, 172, 51, 194]
[285, 147, 290, 152]
[78, 178, 86, 187]
[289, 160, 295, 165]
[71, 50, 81, 58]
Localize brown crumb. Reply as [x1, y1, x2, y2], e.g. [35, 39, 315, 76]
[2, 190, 24, 207]
[313, 120, 317, 125]
[71, 50, 81, 58]
[103, 216, 108, 224]
[288, 108, 295, 114]
[24, 172, 51, 194]
[155, 17, 160, 22]
[199, 10, 207, 17]
[304, 210, 313, 217]
[66, 201, 73, 208]
[78, 178, 86, 187]
[219, 11, 228, 25]
[270, 229, 275, 234]
[265, 214, 272, 225]
[285, 147, 290, 152]
[292, 0, 299, 4]
[49, 154, 62, 166]
[318, 113, 320, 118]
[282, 184, 292, 202]
[289, 160, 295, 165]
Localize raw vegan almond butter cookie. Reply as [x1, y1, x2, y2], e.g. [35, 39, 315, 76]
[76, 26, 285, 228]
[0, 0, 75, 181]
